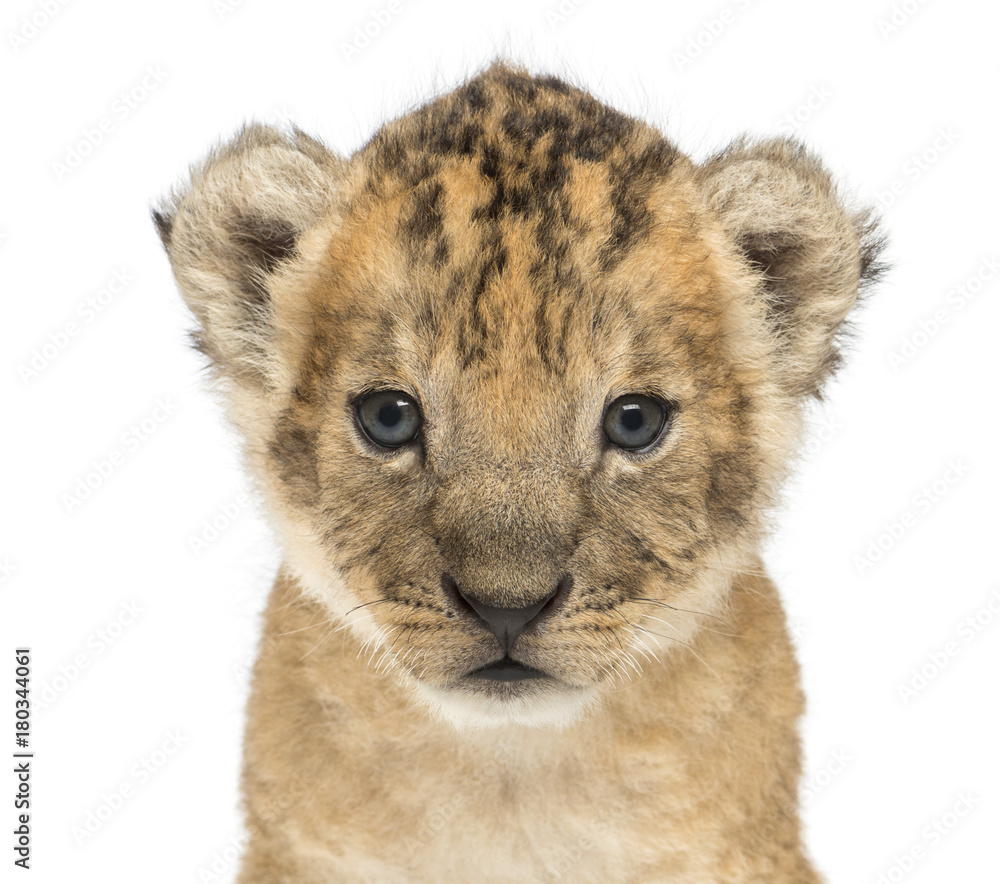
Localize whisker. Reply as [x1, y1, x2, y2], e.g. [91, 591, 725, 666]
[631, 598, 737, 631]
[332, 611, 380, 635]
[640, 611, 739, 640]
[298, 619, 341, 662]
[277, 617, 331, 638]
[343, 598, 394, 617]
[631, 624, 722, 682]
[386, 624, 415, 655]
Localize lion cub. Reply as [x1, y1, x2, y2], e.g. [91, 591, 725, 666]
[155, 62, 882, 882]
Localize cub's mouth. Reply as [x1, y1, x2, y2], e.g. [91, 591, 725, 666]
[468, 656, 548, 682]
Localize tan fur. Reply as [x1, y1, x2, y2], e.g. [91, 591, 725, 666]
[155, 62, 884, 882]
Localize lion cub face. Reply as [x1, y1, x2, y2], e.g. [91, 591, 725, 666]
[156, 64, 882, 728]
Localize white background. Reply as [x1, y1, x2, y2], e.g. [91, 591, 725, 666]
[2, 0, 998, 881]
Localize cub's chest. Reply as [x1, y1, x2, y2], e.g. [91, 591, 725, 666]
[293, 730, 659, 884]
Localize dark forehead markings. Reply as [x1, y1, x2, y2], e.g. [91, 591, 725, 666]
[466, 235, 508, 358]
[399, 176, 450, 274]
[359, 63, 680, 372]
[400, 178, 444, 245]
[446, 265, 488, 372]
[598, 141, 678, 271]
[452, 76, 494, 113]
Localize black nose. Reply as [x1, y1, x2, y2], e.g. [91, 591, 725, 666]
[443, 574, 571, 652]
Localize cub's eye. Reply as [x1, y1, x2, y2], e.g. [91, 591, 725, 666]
[603, 394, 669, 451]
[356, 390, 422, 448]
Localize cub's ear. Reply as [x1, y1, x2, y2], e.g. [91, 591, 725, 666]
[153, 124, 345, 390]
[696, 137, 886, 398]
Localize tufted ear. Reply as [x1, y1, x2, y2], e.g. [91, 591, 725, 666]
[153, 124, 346, 391]
[696, 138, 886, 398]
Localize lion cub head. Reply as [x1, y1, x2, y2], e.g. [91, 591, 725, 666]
[155, 63, 882, 728]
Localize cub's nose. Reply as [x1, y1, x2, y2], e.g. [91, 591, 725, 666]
[442, 574, 571, 652]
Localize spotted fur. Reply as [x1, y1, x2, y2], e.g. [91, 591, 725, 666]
[155, 62, 884, 882]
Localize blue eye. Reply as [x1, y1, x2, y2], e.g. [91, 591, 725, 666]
[357, 391, 422, 448]
[603, 395, 669, 450]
